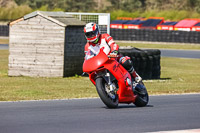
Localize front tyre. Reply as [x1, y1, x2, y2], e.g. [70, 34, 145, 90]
[95, 78, 118, 108]
[134, 81, 149, 107]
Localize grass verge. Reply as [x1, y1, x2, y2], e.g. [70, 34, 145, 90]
[0, 50, 200, 101]
[1, 38, 200, 50]
[145, 57, 200, 94]
[117, 41, 200, 50]
[0, 38, 9, 44]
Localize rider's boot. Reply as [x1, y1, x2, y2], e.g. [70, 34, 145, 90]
[130, 70, 145, 95]
[130, 69, 142, 83]
[119, 56, 142, 83]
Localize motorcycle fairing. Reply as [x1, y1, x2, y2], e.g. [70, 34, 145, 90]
[83, 48, 108, 73]
[88, 59, 136, 103]
[83, 48, 137, 103]
[103, 60, 136, 103]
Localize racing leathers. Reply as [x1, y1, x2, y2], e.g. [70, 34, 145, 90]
[84, 33, 142, 83]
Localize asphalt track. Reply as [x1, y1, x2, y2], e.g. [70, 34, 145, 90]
[161, 49, 200, 59]
[0, 44, 199, 58]
[0, 94, 200, 133]
[0, 44, 8, 50]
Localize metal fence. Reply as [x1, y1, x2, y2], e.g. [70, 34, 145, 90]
[65, 12, 110, 34]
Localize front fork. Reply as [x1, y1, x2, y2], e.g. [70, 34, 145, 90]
[106, 72, 114, 92]
[104, 70, 118, 99]
[87, 69, 118, 95]
[132, 81, 138, 92]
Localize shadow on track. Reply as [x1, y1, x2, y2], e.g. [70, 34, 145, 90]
[102, 105, 154, 109]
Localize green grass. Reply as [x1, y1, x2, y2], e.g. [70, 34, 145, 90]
[117, 42, 200, 50]
[145, 57, 200, 95]
[1, 38, 200, 50]
[0, 38, 9, 44]
[0, 50, 200, 101]
[0, 50, 96, 101]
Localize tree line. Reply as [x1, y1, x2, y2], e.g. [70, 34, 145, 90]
[13, 0, 200, 13]
[1, 0, 200, 21]
[14, 0, 97, 12]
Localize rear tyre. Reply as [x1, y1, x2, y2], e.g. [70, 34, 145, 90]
[134, 81, 149, 107]
[96, 78, 118, 108]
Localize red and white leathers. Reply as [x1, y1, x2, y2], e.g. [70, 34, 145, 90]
[84, 33, 142, 83]
[84, 33, 119, 55]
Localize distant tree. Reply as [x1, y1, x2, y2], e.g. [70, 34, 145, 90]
[106, 0, 120, 9]
[139, 0, 146, 7]
[65, 0, 96, 12]
[14, 0, 62, 9]
[107, 0, 142, 11]
[145, 0, 162, 10]
[42, 0, 60, 9]
[28, 0, 42, 9]
[1, 0, 17, 7]
[14, 0, 27, 5]
[14, 0, 96, 11]
[187, 0, 200, 13]
[145, 0, 190, 10]
[12, 0, 200, 13]
[14, 0, 42, 9]
[194, 0, 200, 13]
[122, 0, 142, 11]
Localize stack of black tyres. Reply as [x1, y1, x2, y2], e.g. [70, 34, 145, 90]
[119, 47, 161, 80]
[110, 29, 200, 43]
[0, 25, 9, 36]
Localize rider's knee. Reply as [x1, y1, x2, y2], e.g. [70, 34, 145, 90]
[119, 56, 134, 72]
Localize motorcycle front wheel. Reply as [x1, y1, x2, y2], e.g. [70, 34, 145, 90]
[134, 81, 149, 107]
[95, 77, 118, 108]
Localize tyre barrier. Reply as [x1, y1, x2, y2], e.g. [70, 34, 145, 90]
[119, 47, 161, 80]
[0, 25, 9, 36]
[111, 28, 200, 44]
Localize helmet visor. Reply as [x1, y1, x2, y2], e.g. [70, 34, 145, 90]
[85, 28, 98, 38]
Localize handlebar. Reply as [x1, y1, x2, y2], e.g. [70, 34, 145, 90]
[108, 54, 119, 58]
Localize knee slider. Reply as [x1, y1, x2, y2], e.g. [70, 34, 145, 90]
[119, 56, 134, 72]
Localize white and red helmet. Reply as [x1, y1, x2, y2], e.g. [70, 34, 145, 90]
[84, 22, 100, 43]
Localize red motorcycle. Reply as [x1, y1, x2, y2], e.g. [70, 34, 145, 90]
[83, 47, 149, 108]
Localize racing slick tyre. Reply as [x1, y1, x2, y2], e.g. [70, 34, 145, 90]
[134, 81, 149, 107]
[95, 78, 118, 108]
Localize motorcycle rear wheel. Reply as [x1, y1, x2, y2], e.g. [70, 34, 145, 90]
[96, 78, 118, 108]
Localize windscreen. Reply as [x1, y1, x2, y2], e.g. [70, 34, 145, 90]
[85, 45, 101, 60]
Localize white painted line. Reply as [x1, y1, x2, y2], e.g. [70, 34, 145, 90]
[148, 128, 200, 133]
[150, 93, 200, 96]
[0, 97, 99, 103]
[0, 93, 199, 103]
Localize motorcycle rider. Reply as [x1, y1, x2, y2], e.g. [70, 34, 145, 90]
[84, 22, 142, 83]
